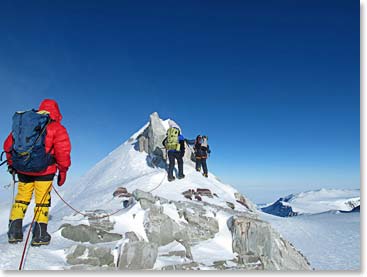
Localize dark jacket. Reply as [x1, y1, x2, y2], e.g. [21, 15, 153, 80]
[194, 142, 210, 158]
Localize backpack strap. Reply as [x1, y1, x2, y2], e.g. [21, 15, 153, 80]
[0, 151, 8, 167]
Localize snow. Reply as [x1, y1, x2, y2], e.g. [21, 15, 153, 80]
[0, 116, 248, 270]
[263, 188, 360, 215]
[261, 211, 360, 270]
[191, 211, 236, 265]
[0, 115, 360, 271]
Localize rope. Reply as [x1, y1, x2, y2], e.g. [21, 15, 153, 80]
[148, 171, 167, 193]
[19, 183, 52, 270]
[52, 185, 124, 220]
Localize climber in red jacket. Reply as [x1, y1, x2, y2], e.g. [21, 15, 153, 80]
[3, 99, 71, 246]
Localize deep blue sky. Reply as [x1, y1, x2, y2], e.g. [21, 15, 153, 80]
[0, 0, 359, 203]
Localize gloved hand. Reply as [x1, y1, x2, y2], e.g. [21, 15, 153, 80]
[8, 166, 15, 175]
[58, 171, 67, 186]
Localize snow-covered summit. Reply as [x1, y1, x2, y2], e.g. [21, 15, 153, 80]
[0, 112, 311, 271]
[51, 112, 256, 219]
[262, 188, 360, 217]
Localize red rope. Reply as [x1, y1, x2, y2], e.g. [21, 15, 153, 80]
[52, 185, 124, 219]
[19, 183, 52, 270]
[19, 184, 125, 270]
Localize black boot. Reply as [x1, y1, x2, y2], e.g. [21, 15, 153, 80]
[8, 219, 23, 244]
[168, 176, 176, 182]
[31, 222, 51, 247]
[177, 174, 185, 179]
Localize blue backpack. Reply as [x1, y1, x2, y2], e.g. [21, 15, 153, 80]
[11, 110, 54, 172]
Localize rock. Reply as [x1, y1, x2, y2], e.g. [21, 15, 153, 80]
[261, 199, 298, 217]
[182, 209, 219, 242]
[144, 207, 183, 246]
[161, 250, 187, 258]
[195, 195, 202, 201]
[226, 202, 235, 210]
[139, 199, 155, 210]
[148, 112, 167, 156]
[118, 241, 158, 270]
[138, 136, 146, 153]
[125, 231, 140, 242]
[132, 189, 156, 203]
[234, 192, 257, 212]
[113, 187, 128, 197]
[60, 224, 122, 244]
[66, 245, 114, 267]
[86, 210, 116, 232]
[197, 188, 213, 198]
[162, 262, 200, 270]
[227, 216, 311, 270]
[182, 190, 193, 200]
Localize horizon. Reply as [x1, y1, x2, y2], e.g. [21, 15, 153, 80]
[0, 0, 360, 204]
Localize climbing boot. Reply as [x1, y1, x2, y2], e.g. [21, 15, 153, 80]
[177, 174, 185, 180]
[31, 222, 51, 247]
[203, 173, 208, 178]
[8, 219, 23, 244]
[168, 176, 176, 182]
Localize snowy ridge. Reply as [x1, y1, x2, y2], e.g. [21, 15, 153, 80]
[50, 117, 250, 221]
[2, 114, 279, 270]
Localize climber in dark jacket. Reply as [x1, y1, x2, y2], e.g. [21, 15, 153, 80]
[194, 135, 211, 177]
[162, 127, 186, 182]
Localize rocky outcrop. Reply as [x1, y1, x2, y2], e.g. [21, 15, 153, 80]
[227, 216, 311, 270]
[148, 112, 167, 156]
[60, 224, 122, 244]
[261, 199, 298, 217]
[136, 112, 195, 163]
[66, 245, 114, 267]
[118, 241, 158, 270]
[234, 192, 257, 212]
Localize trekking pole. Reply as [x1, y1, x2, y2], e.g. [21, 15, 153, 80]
[19, 180, 53, 270]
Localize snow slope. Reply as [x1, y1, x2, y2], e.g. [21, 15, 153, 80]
[0, 117, 252, 270]
[261, 189, 360, 217]
[261, 211, 360, 270]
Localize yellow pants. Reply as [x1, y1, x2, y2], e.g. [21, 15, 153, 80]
[10, 181, 52, 224]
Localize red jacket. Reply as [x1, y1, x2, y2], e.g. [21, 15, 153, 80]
[3, 99, 71, 176]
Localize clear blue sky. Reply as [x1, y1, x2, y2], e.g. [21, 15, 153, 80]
[0, 0, 359, 203]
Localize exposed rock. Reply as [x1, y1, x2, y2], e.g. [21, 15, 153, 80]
[162, 262, 200, 270]
[261, 199, 298, 217]
[182, 209, 219, 242]
[148, 112, 167, 156]
[195, 195, 202, 202]
[226, 202, 235, 210]
[113, 187, 128, 197]
[125, 231, 140, 242]
[66, 245, 114, 267]
[197, 188, 213, 198]
[86, 210, 116, 232]
[118, 241, 158, 270]
[133, 189, 156, 203]
[227, 216, 311, 270]
[234, 192, 257, 212]
[182, 190, 194, 200]
[161, 250, 187, 258]
[60, 224, 122, 244]
[144, 206, 184, 246]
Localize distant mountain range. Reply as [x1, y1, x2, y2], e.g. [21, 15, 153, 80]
[261, 188, 360, 217]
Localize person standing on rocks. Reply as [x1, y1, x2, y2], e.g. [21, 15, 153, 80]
[194, 135, 211, 178]
[162, 127, 185, 182]
[3, 99, 71, 246]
